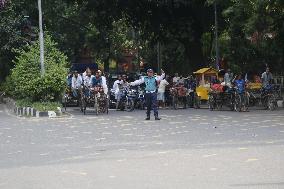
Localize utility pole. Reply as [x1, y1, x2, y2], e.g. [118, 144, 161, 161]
[38, 0, 45, 76]
[214, 1, 220, 70]
[157, 41, 161, 73]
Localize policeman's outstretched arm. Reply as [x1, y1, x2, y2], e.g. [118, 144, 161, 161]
[130, 77, 145, 86]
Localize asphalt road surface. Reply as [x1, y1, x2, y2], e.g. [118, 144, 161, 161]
[0, 104, 284, 189]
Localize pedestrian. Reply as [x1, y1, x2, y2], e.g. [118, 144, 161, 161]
[187, 75, 197, 108]
[113, 75, 122, 100]
[157, 76, 169, 108]
[130, 68, 165, 120]
[173, 73, 180, 85]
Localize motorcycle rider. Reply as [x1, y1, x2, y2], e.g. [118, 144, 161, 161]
[130, 69, 165, 120]
[116, 75, 129, 110]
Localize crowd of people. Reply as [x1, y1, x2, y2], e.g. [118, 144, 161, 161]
[65, 66, 275, 119]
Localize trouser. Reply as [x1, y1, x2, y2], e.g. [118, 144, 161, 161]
[84, 87, 90, 97]
[179, 96, 187, 108]
[72, 88, 79, 98]
[189, 92, 194, 107]
[145, 92, 158, 117]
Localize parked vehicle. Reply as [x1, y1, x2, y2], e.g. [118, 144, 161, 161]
[116, 85, 136, 111]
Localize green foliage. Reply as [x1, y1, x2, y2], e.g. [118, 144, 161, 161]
[110, 18, 135, 55]
[1, 0, 283, 77]
[0, 1, 27, 81]
[9, 34, 67, 101]
[219, 0, 284, 73]
[0, 75, 14, 96]
[31, 101, 62, 112]
[16, 99, 62, 112]
[16, 99, 33, 107]
[201, 32, 212, 60]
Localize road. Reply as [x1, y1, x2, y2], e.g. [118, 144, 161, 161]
[0, 104, 284, 189]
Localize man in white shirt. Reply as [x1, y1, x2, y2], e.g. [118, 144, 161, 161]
[261, 67, 273, 88]
[224, 69, 233, 87]
[113, 75, 122, 100]
[98, 70, 108, 95]
[71, 71, 83, 97]
[82, 67, 90, 78]
[173, 73, 180, 84]
[83, 69, 93, 97]
[157, 77, 169, 108]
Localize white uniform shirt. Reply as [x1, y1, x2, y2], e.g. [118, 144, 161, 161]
[131, 73, 165, 86]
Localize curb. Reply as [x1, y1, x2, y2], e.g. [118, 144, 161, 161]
[3, 97, 63, 118]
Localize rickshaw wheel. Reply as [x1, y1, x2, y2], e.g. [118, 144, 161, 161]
[94, 96, 99, 115]
[235, 93, 242, 112]
[268, 95, 276, 111]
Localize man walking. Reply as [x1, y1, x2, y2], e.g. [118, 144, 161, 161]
[131, 69, 165, 120]
[157, 76, 169, 108]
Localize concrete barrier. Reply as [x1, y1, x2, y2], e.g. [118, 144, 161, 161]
[3, 97, 63, 118]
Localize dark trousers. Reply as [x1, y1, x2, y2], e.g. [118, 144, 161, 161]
[189, 92, 194, 107]
[145, 92, 158, 117]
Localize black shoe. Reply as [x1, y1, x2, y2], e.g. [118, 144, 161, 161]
[155, 117, 161, 120]
[145, 117, 150, 120]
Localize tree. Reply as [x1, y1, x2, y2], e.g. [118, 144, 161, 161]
[218, 0, 284, 73]
[9, 34, 67, 101]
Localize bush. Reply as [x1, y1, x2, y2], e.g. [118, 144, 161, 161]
[32, 102, 62, 112]
[16, 99, 33, 107]
[16, 99, 62, 112]
[9, 34, 67, 102]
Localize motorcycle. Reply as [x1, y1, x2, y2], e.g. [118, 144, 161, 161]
[135, 86, 145, 110]
[117, 85, 136, 111]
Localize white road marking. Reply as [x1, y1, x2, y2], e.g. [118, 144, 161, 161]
[203, 154, 217, 158]
[246, 158, 258, 162]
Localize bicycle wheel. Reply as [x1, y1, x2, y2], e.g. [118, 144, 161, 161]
[208, 94, 215, 111]
[94, 97, 99, 115]
[126, 99, 134, 112]
[172, 96, 178, 110]
[235, 93, 242, 112]
[268, 94, 276, 111]
[81, 97, 86, 115]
